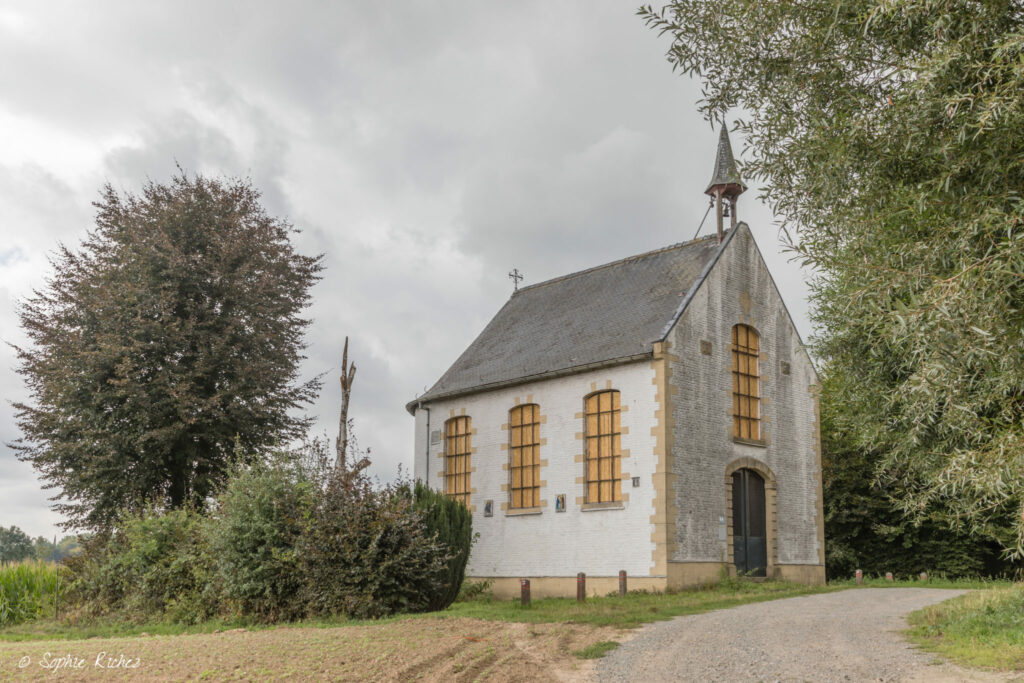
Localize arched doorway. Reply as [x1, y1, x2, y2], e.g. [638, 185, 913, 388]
[732, 468, 767, 576]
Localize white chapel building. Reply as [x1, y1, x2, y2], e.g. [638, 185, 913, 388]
[408, 128, 825, 598]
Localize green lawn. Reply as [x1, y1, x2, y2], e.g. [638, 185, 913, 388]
[906, 586, 1024, 671]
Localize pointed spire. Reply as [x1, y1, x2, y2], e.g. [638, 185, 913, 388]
[704, 125, 747, 198]
[705, 124, 747, 242]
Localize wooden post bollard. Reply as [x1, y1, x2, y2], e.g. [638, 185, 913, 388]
[919, 572, 928, 582]
[577, 572, 586, 602]
[618, 570, 627, 597]
[520, 579, 530, 607]
[885, 572, 894, 582]
[855, 569, 862, 585]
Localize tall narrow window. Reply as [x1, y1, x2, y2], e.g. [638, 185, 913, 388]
[584, 390, 621, 503]
[732, 324, 760, 441]
[444, 416, 472, 506]
[509, 404, 541, 508]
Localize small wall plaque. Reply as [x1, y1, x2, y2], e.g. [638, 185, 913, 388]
[484, 500, 493, 517]
[632, 476, 640, 488]
[555, 494, 566, 512]
[430, 430, 441, 445]
[780, 361, 791, 375]
[700, 340, 712, 355]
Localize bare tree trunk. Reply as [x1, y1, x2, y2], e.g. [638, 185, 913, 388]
[336, 336, 356, 470]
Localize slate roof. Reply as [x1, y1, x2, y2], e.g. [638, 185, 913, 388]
[408, 230, 733, 412]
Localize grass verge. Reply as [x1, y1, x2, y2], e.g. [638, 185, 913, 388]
[828, 576, 1014, 590]
[906, 586, 1024, 671]
[574, 640, 619, 659]
[436, 578, 838, 628]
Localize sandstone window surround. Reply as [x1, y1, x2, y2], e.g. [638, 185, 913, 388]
[508, 404, 541, 509]
[731, 324, 761, 443]
[443, 415, 472, 506]
[583, 390, 622, 504]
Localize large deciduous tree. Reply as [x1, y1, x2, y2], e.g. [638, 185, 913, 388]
[0, 526, 34, 564]
[642, 1, 1024, 552]
[821, 373, 1013, 579]
[11, 172, 323, 530]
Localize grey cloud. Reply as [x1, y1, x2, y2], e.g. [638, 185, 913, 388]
[0, 1, 815, 536]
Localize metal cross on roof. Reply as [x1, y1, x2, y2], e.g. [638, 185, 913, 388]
[508, 268, 524, 291]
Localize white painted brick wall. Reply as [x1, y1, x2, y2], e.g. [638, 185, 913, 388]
[412, 362, 660, 578]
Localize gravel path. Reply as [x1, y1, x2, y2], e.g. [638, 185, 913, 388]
[597, 588, 1010, 683]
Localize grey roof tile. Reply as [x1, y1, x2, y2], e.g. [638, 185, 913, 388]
[410, 234, 726, 409]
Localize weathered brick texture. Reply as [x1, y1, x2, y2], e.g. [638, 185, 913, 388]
[667, 224, 822, 567]
[413, 363, 660, 578]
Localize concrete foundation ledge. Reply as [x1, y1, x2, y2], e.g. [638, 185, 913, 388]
[775, 563, 826, 585]
[665, 562, 827, 589]
[476, 576, 668, 600]
[666, 561, 728, 590]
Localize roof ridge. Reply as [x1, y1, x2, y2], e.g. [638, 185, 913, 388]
[514, 233, 721, 295]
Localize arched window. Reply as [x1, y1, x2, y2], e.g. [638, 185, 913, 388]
[508, 404, 540, 508]
[584, 390, 621, 503]
[444, 416, 472, 506]
[731, 324, 760, 440]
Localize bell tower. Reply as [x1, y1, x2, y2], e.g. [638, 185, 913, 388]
[705, 125, 747, 242]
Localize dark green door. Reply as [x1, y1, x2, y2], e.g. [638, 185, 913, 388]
[732, 469, 767, 577]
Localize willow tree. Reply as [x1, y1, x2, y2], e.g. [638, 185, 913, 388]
[12, 172, 323, 530]
[641, 1, 1024, 552]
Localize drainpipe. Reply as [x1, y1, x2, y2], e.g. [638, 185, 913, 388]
[418, 401, 431, 484]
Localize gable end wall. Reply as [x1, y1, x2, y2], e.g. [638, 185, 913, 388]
[666, 224, 824, 576]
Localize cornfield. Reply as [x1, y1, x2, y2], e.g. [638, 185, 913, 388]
[0, 561, 66, 627]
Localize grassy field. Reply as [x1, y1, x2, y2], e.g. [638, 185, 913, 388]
[0, 562, 66, 628]
[906, 585, 1024, 671]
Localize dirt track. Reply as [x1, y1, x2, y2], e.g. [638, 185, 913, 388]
[0, 617, 619, 682]
[597, 588, 1015, 683]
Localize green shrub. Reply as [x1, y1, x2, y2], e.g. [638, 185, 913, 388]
[67, 508, 217, 624]
[62, 441, 465, 625]
[207, 457, 312, 622]
[413, 480, 473, 611]
[456, 578, 493, 603]
[299, 443, 450, 619]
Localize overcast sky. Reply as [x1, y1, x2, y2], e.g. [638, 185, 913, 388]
[0, 1, 812, 539]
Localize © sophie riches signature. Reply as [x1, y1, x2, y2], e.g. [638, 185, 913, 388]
[17, 652, 141, 672]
